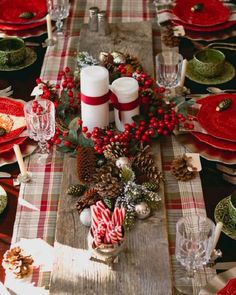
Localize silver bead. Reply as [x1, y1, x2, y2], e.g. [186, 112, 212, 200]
[135, 202, 151, 219]
[111, 51, 126, 64]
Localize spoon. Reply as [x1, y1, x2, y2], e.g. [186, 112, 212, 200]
[207, 87, 236, 94]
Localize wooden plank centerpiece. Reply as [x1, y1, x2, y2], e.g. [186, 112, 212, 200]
[49, 22, 173, 295]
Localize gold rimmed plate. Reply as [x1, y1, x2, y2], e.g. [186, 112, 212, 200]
[214, 196, 236, 240]
[186, 59, 235, 85]
[0, 47, 37, 71]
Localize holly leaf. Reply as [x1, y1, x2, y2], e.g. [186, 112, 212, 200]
[56, 145, 74, 153]
[66, 129, 79, 144]
[78, 133, 94, 147]
[132, 114, 147, 124]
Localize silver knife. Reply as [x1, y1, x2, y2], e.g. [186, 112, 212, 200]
[0, 172, 11, 178]
[213, 262, 236, 270]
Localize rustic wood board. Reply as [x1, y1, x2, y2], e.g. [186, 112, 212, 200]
[49, 142, 173, 295]
[78, 22, 154, 76]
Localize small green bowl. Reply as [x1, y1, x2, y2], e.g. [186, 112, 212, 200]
[193, 49, 225, 78]
[0, 37, 26, 66]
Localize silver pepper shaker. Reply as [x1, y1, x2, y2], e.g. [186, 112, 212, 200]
[98, 10, 110, 36]
[89, 7, 99, 32]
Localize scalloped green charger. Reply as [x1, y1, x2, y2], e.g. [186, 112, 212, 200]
[214, 196, 236, 240]
[186, 59, 235, 85]
[0, 185, 7, 214]
[0, 47, 37, 72]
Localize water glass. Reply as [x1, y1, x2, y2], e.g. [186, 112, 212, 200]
[24, 99, 55, 164]
[175, 215, 215, 294]
[47, 0, 70, 35]
[156, 51, 183, 96]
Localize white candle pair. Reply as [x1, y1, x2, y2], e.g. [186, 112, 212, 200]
[80, 66, 140, 132]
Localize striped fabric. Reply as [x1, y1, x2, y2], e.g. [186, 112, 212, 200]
[5, 1, 215, 294]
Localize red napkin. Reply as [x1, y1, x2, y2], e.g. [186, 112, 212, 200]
[217, 278, 236, 295]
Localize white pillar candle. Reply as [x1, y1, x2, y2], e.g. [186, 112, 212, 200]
[211, 221, 223, 253]
[111, 77, 139, 131]
[46, 14, 53, 40]
[179, 59, 188, 89]
[80, 66, 110, 131]
[13, 144, 27, 176]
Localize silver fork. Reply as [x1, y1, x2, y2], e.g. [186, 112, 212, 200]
[0, 86, 13, 97]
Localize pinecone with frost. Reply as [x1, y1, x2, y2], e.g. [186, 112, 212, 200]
[95, 173, 121, 198]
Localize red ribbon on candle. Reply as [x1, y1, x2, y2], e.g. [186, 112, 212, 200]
[81, 91, 140, 121]
[109, 92, 140, 120]
[81, 92, 111, 105]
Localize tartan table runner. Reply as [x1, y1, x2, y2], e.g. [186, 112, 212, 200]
[5, 1, 215, 294]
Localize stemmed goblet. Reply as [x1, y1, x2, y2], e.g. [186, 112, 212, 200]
[47, 0, 70, 36]
[175, 215, 215, 294]
[24, 99, 55, 165]
[156, 51, 183, 101]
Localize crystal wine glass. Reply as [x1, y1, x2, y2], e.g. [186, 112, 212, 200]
[47, 0, 70, 36]
[24, 99, 55, 165]
[175, 215, 215, 294]
[156, 51, 183, 101]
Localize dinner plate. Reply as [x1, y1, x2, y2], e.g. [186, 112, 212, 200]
[0, 97, 26, 144]
[214, 196, 236, 240]
[186, 60, 235, 85]
[0, 0, 47, 24]
[191, 132, 236, 151]
[173, 0, 230, 27]
[172, 19, 236, 32]
[0, 136, 27, 154]
[0, 24, 47, 39]
[0, 47, 37, 71]
[0, 19, 46, 31]
[0, 138, 37, 167]
[197, 94, 236, 142]
[175, 133, 236, 164]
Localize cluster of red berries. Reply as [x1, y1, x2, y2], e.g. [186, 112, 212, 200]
[31, 100, 45, 115]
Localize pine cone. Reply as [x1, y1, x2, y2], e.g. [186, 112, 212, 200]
[132, 148, 164, 183]
[76, 188, 101, 213]
[92, 162, 119, 183]
[124, 53, 143, 72]
[103, 142, 125, 162]
[67, 184, 86, 196]
[161, 24, 180, 48]
[171, 155, 197, 181]
[77, 147, 96, 184]
[2, 247, 34, 279]
[95, 173, 121, 199]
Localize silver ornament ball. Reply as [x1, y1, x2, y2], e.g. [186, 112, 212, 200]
[80, 208, 91, 227]
[135, 202, 151, 219]
[116, 157, 130, 168]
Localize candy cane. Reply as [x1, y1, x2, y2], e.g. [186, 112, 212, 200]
[101, 209, 111, 224]
[96, 200, 106, 212]
[115, 225, 123, 242]
[91, 205, 102, 229]
[109, 229, 119, 244]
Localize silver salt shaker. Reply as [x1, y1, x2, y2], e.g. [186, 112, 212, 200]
[98, 10, 110, 35]
[89, 7, 99, 32]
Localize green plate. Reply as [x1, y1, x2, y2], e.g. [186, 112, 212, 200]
[186, 59, 235, 85]
[0, 47, 37, 71]
[214, 196, 236, 240]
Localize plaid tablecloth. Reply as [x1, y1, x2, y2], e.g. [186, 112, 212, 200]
[5, 1, 215, 294]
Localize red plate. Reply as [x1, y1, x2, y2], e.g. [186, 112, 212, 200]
[172, 19, 236, 32]
[176, 133, 236, 164]
[197, 94, 236, 142]
[0, 19, 46, 31]
[0, 97, 26, 144]
[192, 132, 236, 151]
[0, 136, 27, 154]
[173, 0, 230, 27]
[0, 0, 47, 24]
[217, 278, 236, 294]
[0, 24, 47, 38]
